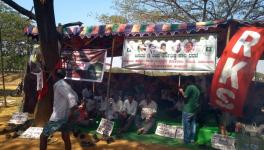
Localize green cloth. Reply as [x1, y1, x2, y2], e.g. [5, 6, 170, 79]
[183, 84, 200, 113]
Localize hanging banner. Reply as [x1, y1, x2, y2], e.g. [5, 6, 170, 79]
[122, 34, 217, 71]
[61, 49, 107, 82]
[210, 27, 264, 116]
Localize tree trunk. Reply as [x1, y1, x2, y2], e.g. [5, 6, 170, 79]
[32, 0, 59, 126]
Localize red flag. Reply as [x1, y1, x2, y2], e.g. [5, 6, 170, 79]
[210, 27, 264, 116]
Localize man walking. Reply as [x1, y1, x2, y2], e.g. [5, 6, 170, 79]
[179, 76, 200, 144]
[40, 69, 78, 150]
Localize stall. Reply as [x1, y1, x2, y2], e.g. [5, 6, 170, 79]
[23, 19, 264, 148]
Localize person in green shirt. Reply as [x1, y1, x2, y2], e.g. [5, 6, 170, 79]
[179, 76, 200, 144]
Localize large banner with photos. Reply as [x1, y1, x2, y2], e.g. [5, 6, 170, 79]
[61, 49, 107, 82]
[122, 34, 217, 71]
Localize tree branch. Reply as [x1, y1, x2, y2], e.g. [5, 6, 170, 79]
[171, 0, 198, 22]
[224, 0, 238, 19]
[243, 0, 258, 20]
[202, 0, 208, 21]
[61, 21, 83, 28]
[2, 0, 36, 20]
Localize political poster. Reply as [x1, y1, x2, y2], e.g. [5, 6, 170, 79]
[96, 118, 114, 136]
[122, 34, 217, 71]
[155, 123, 184, 139]
[211, 134, 236, 150]
[61, 49, 107, 82]
[175, 126, 184, 139]
[8, 112, 28, 125]
[20, 127, 43, 139]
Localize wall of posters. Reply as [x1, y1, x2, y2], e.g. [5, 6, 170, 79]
[122, 34, 217, 71]
[61, 49, 107, 82]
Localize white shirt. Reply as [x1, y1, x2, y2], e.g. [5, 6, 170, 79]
[122, 99, 138, 116]
[49, 79, 78, 121]
[139, 100, 157, 119]
[112, 100, 123, 112]
[105, 99, 123, 120]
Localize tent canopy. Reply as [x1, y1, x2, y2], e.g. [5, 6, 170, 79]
[24, 19, 264, 38]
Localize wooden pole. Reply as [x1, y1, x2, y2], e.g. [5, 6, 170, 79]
[225, 24, 231, 46]
[106, 37, 115, 99]
[0, 25, 7, 107]
[177, 75, 181, 101]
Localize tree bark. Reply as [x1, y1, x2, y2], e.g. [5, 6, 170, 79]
[32, 0, 59, 126]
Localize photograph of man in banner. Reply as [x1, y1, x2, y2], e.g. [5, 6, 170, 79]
[61, 49, 106, 82]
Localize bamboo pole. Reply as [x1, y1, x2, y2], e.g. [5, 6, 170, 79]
[225, 24, 231, 46]
[177, 75, 181, 101]
[106, 37, 115, 99]
[0, 25, 7, 107]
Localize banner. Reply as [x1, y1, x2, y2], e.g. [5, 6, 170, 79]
[122, 34, 217, 71]
[210, 27, 264, 116]
[96, 118, 114, 136]
[61, 49, 107, 82]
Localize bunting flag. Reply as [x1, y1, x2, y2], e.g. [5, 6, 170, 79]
[210, 27, 264, 116]
[24, 19, 225, 38]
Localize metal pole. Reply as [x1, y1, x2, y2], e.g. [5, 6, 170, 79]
[106, 37, 115, 99]
[0, 26, 7, 107]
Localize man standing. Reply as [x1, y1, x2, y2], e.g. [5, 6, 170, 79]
[118, 94, 138, 134]
[40, 69, 78, 150]
[179, 76, 200, 144]
[136, 94, 157, 134]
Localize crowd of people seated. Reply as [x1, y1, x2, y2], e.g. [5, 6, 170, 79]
[72, 86, 159, 136]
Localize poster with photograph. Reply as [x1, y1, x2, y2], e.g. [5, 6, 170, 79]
[211, 134, 236, 150]
[20, 127, 43, 139]
[8, 112, 28, 125]
[122, 34, 217, 71]
[155, 123, 177, 138]
[61, 49, 107, 82]
[175, 126, 184, 139]
[96, 118, 114, 136]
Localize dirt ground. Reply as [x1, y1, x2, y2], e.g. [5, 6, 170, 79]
[0, 104, 191, 150]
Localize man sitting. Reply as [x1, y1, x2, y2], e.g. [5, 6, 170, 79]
[105, 95, 123, 120]
[136, 94, 157, 134]
[118, 94, 138, 134]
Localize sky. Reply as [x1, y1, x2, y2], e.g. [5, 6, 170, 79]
[13, 0, 116, 25]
